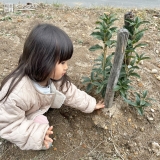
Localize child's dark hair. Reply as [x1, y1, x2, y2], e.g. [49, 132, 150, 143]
[0, 23, 73, 101]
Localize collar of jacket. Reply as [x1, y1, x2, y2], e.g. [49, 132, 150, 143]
[50, 82, 66, 109]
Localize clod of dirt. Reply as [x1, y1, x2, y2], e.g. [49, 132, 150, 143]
[149, 142, 160, 156]
[102, 103, 122, 118]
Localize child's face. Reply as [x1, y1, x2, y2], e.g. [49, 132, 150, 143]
[51, 61, 68, 80]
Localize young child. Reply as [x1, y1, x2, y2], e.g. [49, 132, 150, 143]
[0, 23, 104, 150]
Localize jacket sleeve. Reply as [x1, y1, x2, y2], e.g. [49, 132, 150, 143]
[0, 93, 49, 150]
[54, 81, 96, 113]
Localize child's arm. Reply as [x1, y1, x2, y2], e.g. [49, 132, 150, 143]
[54, 81, 104, 113]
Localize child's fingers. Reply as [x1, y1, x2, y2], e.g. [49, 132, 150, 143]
[43, 127, 54, 148]
[45, 135, 53, 142]
[44, 141, 49, 149]
[46, 126, 53, 135]
[98, 100, 104, 105]
[98, 105, 105, 109]
[46, 130, 53, 135]
[100, 99, 104, 102]
[44, 135, 53, 143]
[44, 144, 48, 149]
[49, 126, 53, 131]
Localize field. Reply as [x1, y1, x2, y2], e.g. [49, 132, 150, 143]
[0, 3, 160, 160]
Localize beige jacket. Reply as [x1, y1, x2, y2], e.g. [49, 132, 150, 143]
[0, 76, 96, 150]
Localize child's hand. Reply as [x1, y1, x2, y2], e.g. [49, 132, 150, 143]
[43, 126, 53, 149]
[95, 100, 105, 110]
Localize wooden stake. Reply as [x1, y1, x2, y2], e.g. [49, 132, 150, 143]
[104, 28, 129, 108]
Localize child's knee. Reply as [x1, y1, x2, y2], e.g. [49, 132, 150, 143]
[34, 115, 49, 124]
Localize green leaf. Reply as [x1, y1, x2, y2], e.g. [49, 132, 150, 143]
[122, 85, 130, 90]
[120, 89, 127, 97]
[91, 72, 94, 80]
[91, 32, 103, 40]
[123, 97, 137, 107]
[92, 81, 101, 86]
[89, 44, 103, 51]
[129, 72, 140, 78]
[140, 100, 146, 106]
[110, 27, 117, 32]
[134, 28, 148, 36]
[136, 21, 149, 28]
[110, 17, 119, 24]
[137, 107, 143, 115]
[105, 40, 111, 47]
[94, 55, 103, 62]
[135, 94, 140, 105]
[82, 77, 91, 83]
[134, 43, 147, 49]
[130, 66, 139, 69]
[105, 54, 113, 64]
[140, 56, 150, 60]
[86, 83, 93, 92]
[143, 102, 151, 107]
[133, 32, 143, 43]
[106, 32, 112, 40]
[102, 79, 108, 85]
[130, 58, 136, 66]
[147, 97, 156, 101]
[96, 85, 104, 94]
[142, 90, 147, 98]
[114, 85, 121, 91]
[135, 92, 140, 98]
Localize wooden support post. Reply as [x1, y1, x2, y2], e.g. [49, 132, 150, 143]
[124, 11, 134, 65]
[104, 28, 129, 108]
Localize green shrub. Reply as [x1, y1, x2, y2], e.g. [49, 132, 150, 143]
[83, 12, 154, 115]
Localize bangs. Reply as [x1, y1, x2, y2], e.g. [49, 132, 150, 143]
[59, 45, 73, 62]
[58, 31, 73, 63]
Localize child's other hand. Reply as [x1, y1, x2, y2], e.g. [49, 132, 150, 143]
[95, 100, 105, 110]
[43, 126, 53, 149]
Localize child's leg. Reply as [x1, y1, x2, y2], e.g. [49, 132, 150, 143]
[34, 115, 52, 150]
[34, 115, 49, 124]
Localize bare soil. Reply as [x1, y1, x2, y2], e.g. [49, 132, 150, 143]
[0, 3, 160, 160]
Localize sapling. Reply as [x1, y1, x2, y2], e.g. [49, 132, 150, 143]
[82, 13, 118, 98]
[123, 90, 154, 115]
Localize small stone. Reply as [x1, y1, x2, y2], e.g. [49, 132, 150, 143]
[140, 60, 143, 65]
[156, 76, 160, 81]
[138, 82, 143, 87]
[128, 118, 131, 122]
[3, 68, 8, 72]
[151, 69, 158, 74]
[155, 49, 159, 54]
[151, 108, 155, 112]
[140, 127, 145, 132]
[153, 16, 158, 19]
[134, 151, 138, 155]
[53, 147, 57, 151]
[150, 142, 160, 156]
[147, 116, 154, 121]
